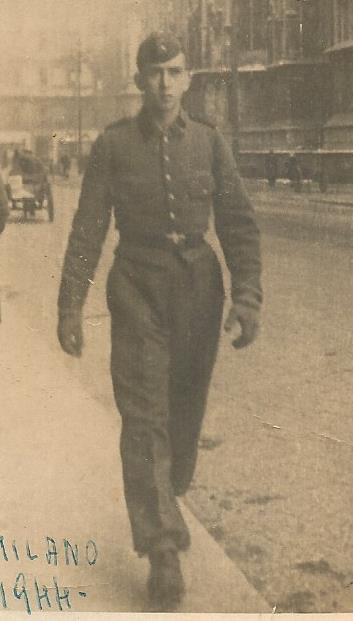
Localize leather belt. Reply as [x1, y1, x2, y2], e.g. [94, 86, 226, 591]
[119, 232, 205, 250]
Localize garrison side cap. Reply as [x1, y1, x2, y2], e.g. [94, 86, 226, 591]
[137, 31, 185, 72]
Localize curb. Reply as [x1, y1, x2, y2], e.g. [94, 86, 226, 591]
[0, 297, 270, 614]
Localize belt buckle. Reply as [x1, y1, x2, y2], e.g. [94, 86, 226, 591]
[166, 232, 186, 246]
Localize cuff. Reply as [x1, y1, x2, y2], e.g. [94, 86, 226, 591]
[231, 285, 262, 311]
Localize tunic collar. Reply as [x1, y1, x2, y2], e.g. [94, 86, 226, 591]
[137, 105, 188, 141]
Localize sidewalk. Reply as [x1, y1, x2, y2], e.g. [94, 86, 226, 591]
[51, 174, 353, 210]
[246, 178, 353, 209]
[0, 296, 270, 614]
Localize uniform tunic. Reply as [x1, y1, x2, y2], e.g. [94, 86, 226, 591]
[58, 107, 262, 554]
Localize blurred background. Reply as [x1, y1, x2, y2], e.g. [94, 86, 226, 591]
[0, 1, 353, 182]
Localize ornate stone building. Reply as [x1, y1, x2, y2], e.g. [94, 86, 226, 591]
[233, 0, 353, 181]
[235, 0, 326, 178]
[319, 0, 353, 181]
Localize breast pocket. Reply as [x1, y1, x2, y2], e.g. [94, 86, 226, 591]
[187, 172, 215, 201]
[113, 173, 155, 205]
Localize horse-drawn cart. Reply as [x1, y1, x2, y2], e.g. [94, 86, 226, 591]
[6, 151, 54, 222]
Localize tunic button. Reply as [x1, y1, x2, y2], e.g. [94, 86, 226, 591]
[169, 211, 176, 220]
[164, 155, 170, 162]
[163, 135, 169, 144]
[165, 174, 172, 182]
[168, 193, 175, 201]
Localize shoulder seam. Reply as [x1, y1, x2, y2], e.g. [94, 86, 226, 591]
[104, 117, 132, 132]
[188, 114, 217, 130]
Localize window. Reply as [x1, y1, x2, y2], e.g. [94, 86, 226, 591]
[334, 0, 353, 43]
[333, 60, 353, 112]
[238, 0, 268, 51]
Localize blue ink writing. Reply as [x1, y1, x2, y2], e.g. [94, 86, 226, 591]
[34, 579, 51, 611]
[0, 535, 98, 567]
[1, 575, 75, 615]
[0, 536, 99, 614]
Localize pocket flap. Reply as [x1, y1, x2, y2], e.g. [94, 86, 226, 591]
[187, 173, 215, 198]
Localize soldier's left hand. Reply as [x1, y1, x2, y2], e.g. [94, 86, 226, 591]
[57, 311, 83, 357]
[224, 303, 260, 349]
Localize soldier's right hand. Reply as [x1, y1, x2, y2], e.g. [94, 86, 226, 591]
[57, 312, 83, 357]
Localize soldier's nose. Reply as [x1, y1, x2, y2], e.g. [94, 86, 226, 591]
[161, 70, 171, 88]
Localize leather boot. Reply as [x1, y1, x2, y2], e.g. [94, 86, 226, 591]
[147, 539, 185, 609]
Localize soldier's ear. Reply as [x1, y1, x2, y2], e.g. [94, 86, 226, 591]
[135, 72, 145, 92]
[183, 70, 191, 93]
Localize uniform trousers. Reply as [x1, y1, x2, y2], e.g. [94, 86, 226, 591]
[106, 240, 224, 556]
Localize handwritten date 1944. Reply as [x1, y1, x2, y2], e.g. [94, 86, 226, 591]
[0, 536, 99, 615]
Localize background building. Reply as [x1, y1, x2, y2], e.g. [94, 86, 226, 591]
[319, 0, 353, 182]
[1, 1, 352, 182]
[0, 0, 125, 167]
[179, 0, 353, 183]
[236, 0, 353, 182]
[235, 0, 327, 179]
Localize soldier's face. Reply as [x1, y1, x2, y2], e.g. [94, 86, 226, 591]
[138, 53, 190, 114]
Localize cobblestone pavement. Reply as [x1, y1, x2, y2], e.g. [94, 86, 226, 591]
[188, 193, 353, 613]
[2, 181, 353, 613]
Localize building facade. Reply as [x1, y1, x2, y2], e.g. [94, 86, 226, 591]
[234, 0, 353, 181]
[319, 0, 353, 181]
[0, 1, 125, 167]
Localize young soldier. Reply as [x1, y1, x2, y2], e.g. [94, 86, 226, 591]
[57, 32, 262, 609]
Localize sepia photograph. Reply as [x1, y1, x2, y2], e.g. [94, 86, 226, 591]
[0, 0, 353, 615]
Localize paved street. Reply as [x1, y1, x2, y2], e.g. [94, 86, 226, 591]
[0, 179, 268, 614]
[1, 180, 353, 612]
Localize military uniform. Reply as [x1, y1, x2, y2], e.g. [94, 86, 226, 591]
[58, 104, 262, 556]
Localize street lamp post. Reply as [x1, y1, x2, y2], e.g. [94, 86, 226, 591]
[77, 37, 82, 170]
[200, 0, 208, 68]
[230, 0, 240, 158]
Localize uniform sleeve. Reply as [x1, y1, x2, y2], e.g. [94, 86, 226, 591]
[58, 134, 113, 313]
[212, 128, 262, 310]
[0, 174, 9, 234]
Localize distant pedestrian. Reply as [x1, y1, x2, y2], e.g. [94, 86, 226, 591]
[286, 153, 302, 192]
[57, 31, 262, 610]
[60, 154, 70, 178]
[0, 172, 9, 234]
[78, 154, 89, 175]
[317, 157, 328, 193]
[265, 149, 278, 188]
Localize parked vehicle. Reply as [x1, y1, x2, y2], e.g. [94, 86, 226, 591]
[6, 150, 54, 221]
